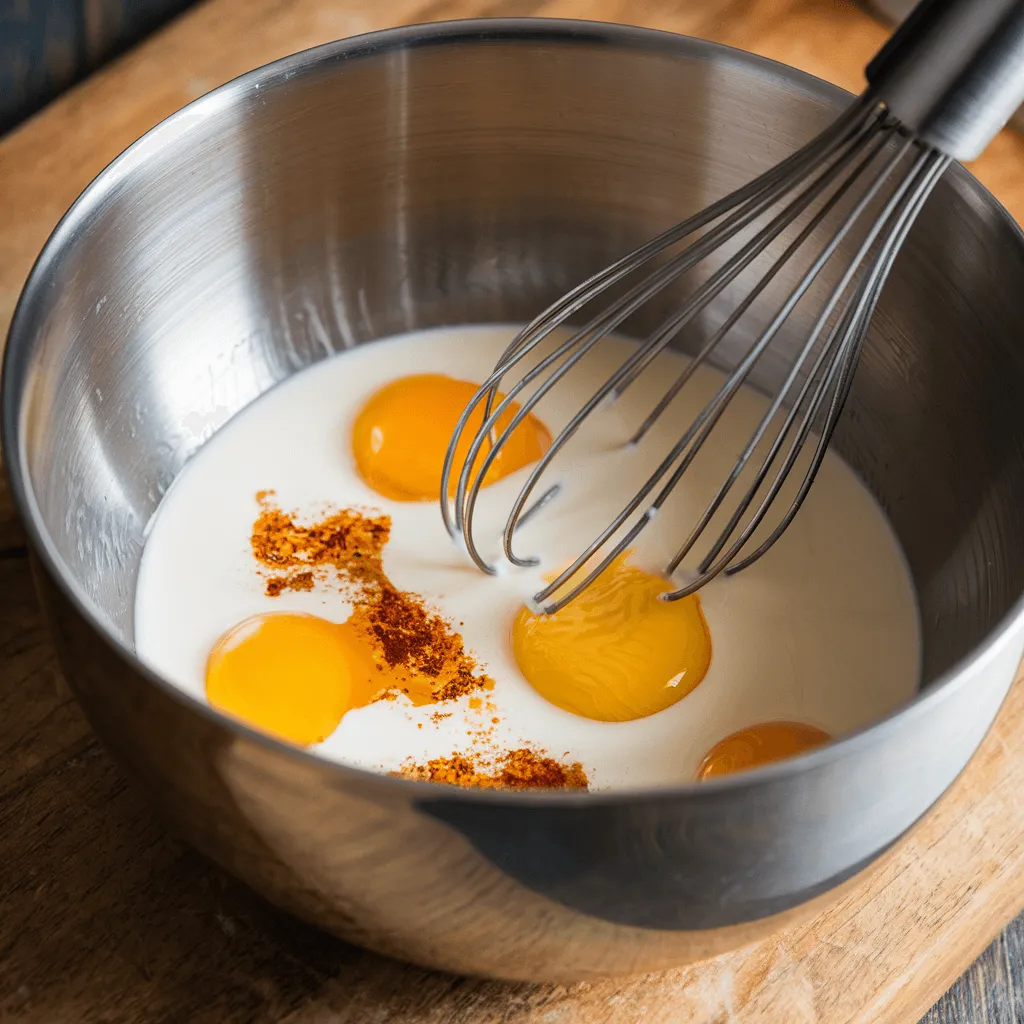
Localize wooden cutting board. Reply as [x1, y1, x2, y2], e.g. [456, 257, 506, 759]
[4, 1, 1024, 1022]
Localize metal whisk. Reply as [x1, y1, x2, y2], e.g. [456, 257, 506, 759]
[442, 0, 1024, 614]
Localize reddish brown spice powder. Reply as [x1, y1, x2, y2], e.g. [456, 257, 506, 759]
[248, 493, 591, 788]
[361, 583, 477, 687]
[395, 749, 589, 790]
[252, 490, 389, 592]
[265, 570, 314, 597]
[250, 491, 490, 704]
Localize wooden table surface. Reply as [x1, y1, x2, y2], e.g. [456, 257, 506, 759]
[4, 1, 1024, 1022]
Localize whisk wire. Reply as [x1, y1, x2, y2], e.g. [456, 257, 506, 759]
[441, 99, 888, 549]
[719, 147, 952, 582]
[483, 94, 880, 376]
[479, 113, 896, 575]
[441, 90, 954, 613]
[530, 133, 917, 612]
[662, 140, 932, 584]
[453, 108, 883, 532]
[626, 119, 895, 446]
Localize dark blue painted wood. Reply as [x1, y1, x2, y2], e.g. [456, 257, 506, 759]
[922, 917, 1024, 1023]
[0, 0, 196, 134]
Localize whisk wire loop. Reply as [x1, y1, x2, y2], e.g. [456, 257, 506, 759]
[439, 98, 888, 555]
[667, 149, 950, 594]
[717, 147, 952, 583]
[463, 110, 894, 577]
[441, 91, 952, 613]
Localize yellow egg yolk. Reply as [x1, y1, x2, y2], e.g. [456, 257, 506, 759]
[696, 721, 831, 779]
[206, 613, 356, 746]
[351, 374, 552, 502]
[206, 604, 489, 746]
[511, 554, 712, 722]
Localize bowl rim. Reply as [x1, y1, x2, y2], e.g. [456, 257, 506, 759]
[6, 16, 1024, 807]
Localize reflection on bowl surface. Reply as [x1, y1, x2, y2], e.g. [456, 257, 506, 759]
[5, 20, 1024, 980]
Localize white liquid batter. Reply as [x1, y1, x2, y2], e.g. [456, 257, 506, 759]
[135, 325, 921, 788]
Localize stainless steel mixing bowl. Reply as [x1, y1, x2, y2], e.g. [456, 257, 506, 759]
[6, 20, 1024, 982]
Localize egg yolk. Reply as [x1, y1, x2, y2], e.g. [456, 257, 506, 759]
[206, 604, 487, 745]
[511, 554, 712, 722]
[206, 613, 356, 745]
[696, 721, 830, 779]
[351, 374, 552, 502]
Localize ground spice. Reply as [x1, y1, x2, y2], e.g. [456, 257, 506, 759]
[251, 492, 490, 704]
[395, 748, 589, 790]
[363, 583, 473, 683]
[265, 570, 314, 597]
[252, 490, 389, 594]
[247, 495, 592, 788]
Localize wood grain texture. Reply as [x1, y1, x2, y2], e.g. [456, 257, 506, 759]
[3, 0, 1024, 1022]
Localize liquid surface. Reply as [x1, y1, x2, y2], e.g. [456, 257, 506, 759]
[135, 325, 921, 788]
